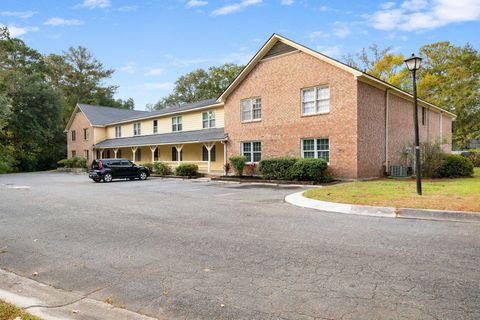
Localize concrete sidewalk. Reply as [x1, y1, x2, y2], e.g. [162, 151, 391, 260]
[285, 191, 480, 223]
[0, 268, 158, 320]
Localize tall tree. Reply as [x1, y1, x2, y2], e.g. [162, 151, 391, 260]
[153, 63, 243, 110]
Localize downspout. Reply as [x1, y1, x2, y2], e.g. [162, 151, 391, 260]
[384, 89, 390, 174]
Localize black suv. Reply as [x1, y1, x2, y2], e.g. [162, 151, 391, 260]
[89, 158, 150, 182]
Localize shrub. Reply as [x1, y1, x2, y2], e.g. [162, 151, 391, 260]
[223, 162, 231, 175]
[0, 160, 12, 174]
[153, 161, 172, 175]
[289, 158, 329, 182]
[467, 149, 480, 167]
[244, 163, 257, 176]
[143, 162, 154, 172]
[229, 156, 247, 176]
[175, 163, 199, 176]
[57, 156, 87, 168]
[421, 142, 445, 178]
[434, 154, 474, 178]
[259, 157, 298, 180]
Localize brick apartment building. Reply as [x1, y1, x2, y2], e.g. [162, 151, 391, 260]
[65, 34, 455, 179]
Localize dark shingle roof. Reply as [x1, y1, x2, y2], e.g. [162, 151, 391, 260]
[112, 99, 219, 124]
[94, 128, 226, 148]
[78, 104, 149, 126]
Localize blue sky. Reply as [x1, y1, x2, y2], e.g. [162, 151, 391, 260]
[1, 0, 479, 110]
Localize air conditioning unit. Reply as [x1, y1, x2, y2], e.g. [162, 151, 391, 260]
[389, 165, 408, 177]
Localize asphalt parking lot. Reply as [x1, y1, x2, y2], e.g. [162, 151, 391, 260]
[1, 172, 479, 319]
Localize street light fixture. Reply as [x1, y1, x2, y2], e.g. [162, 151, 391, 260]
[404, 53, 423, 195]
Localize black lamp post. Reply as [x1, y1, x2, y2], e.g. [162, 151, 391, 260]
[404, 53, 423, 195]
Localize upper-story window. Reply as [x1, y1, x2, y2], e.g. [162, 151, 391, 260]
[421, 107, 426, 126]
[71, 130, 76, 142]
[133, 122, 141, 136]
[172, 116, 182, 132]
[153, 120, 158, 133]
[115, 126, 122, 138]
[241, 97, 261, 122]
[302, 86, 329, 115]
[83, 128, 89, 140]
[202, 111, 216, 129]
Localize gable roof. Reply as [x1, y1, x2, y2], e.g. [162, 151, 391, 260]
[217, 33, 455, 118]
[78, 104, 148, 126]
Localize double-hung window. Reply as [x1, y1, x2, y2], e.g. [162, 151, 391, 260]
[133, 122, 141, 136]
[153, 120, 158, 133]
[115, 126, 122, 138]
[202, 111, 215, 129]
[241, 97, 261, 122]
[241, 141, 262, 163]
[301, 138, 329, 162]
[172, 116, 182, 132]
[302, 86, 329, 115]
[71, 130, 76, 142]
[84, 149, 89, 160]
[83, 128, 89, 140]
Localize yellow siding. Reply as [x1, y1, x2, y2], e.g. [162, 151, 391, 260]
[104, 106, 224, 139]
[94, 127, 107, 144]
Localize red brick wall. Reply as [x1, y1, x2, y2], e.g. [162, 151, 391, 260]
[224, 51, 359, 178]
[66, 111, 94, 165]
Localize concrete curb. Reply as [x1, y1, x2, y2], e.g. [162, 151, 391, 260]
[0, 268, 158, 320]
[285, 191, 480, 223]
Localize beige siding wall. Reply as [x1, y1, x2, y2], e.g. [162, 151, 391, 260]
[104, 106, 224, 139]
[94, 127, 107, 144]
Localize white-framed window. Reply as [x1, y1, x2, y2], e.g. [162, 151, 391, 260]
[302, 86, 330, 115]
[71, 130, 76, 141]
[172, 116, 182, 132]
[83, 128, 89, 140]
[115, 126, 122, 138]
[153, 120, 158, 133]
[301, 138, 329, 162]
[133, 122, 141, 136]
[241, 141, 262, 163]
[241, 97, 261, 122]
[202, 111, 216, 129]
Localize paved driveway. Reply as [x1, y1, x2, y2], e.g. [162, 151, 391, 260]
[0, 172, 479, 319]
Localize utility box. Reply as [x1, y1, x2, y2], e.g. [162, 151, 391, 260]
[389, 165, 408, 177]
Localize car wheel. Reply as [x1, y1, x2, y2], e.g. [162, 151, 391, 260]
[93, 178, 101, 183]
[103, 173, 113, 182]
[139, 171, 148, 180]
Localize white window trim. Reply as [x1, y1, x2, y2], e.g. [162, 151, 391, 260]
[241, 97, 262, 123]
[83, 128, 89, 141]
[115, 126, 122, 138]
[202, 111, 216, 129]
[301, 138, 330, 163]
[133, 122, 141, 136]
[172, 116, 183, 132]
[301, 85, 330, 116]
[153, 120, 158, 133]
[241, 141, 262, 163]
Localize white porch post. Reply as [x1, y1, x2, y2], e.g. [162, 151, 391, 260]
[203, 142, 214, 173]
[221, 141, 227, 175]
[113, 148, 118, 159]
[131, 146, 138, 162]
[149, 146, 158, 162]
[99, 149, 104, 159]
[175, 144, 184, 165]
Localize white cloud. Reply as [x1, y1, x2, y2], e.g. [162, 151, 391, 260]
[308, 31, 330, 40]
[281, 0, 294, 5]
[186, 0, 208, 8]
[316, 45, 342, 58]
[44, 18, 84, 26]
[163, 54, 210, 67]
[144, 68, 164, 76]
[0, 11, 36, 19]
[369, 0, 480, 31]
[80, 0, 110, 9]
[211, 0, 262, 16]
[0, 25, 39, 37]
[139, 82, 174, 90]
[332, 21, 351, 38]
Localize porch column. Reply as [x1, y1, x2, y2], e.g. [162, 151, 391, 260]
[221, 141, 227, 175]
[131, 146, 138, 162]
[99, 149, 104, 159]
[203, 142, 215, 173]
[113, 148, 118, 159]
[149, 145, 158, 162]
[174, 144, 184, 165]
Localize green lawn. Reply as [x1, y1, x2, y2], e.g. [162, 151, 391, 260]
[0, 300, 42, 320]
[304, 168, 480, 212]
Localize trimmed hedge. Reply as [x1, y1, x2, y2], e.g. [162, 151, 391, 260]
[57, 156, 87, 168]
[434, 154, 474, 178]
[175, 163, 199, 176]
[229, 156, 247, 176]
[153, 161, 172, 175]
[259, 157, 298, 180]
[143, 162, 154, 172]
[289, 158, 329, 182]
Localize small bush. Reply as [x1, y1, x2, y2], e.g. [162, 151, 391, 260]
[421, 142, 445, 178]
[0, 160, 12, 174]
[467, 149, 480, 167]
[224, 162, 231, 175]
[289, 158, 329, 182]
[153, 162, 172, 175]
[244, 163, 257, 176]
[57, 156, 87, 168]
[229, 155, 247, 176]
[175, 163, 199, 176]
[434, 154, 474, 178]
[259, 157, 298, 180]
[143, 162, 154, 172]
